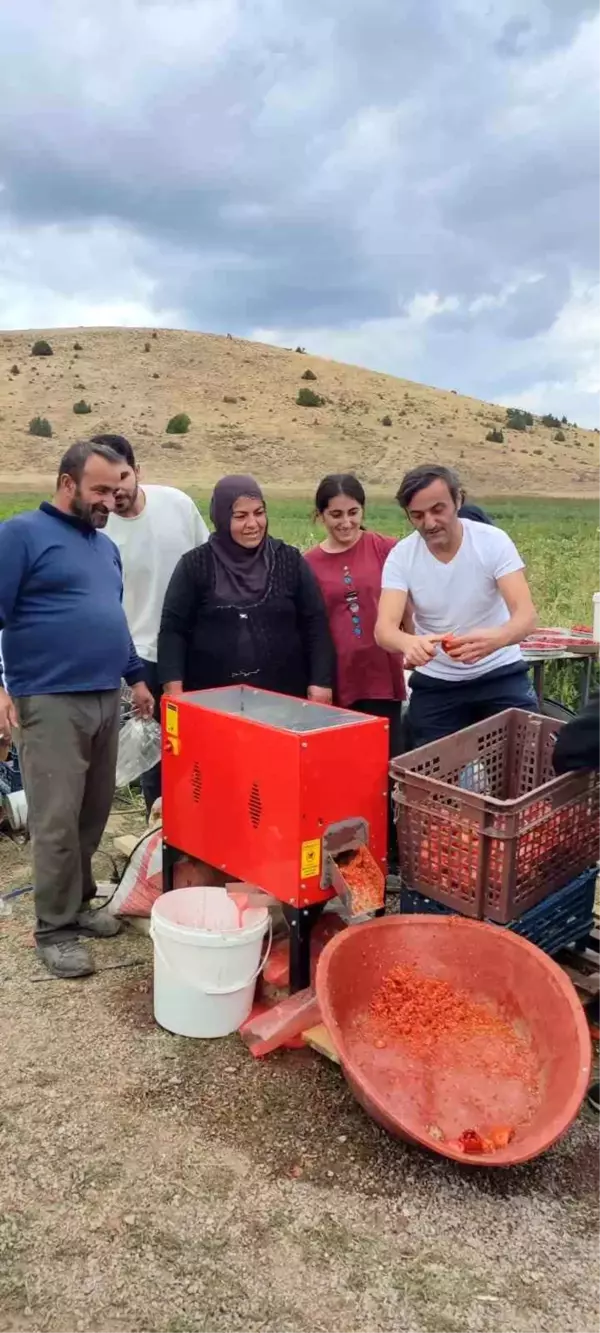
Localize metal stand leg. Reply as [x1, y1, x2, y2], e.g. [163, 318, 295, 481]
[532, 661, 545, 706]
[162, 842, 178, 894]
[580, 656, 594, 708]
[283, 903, 322, 993]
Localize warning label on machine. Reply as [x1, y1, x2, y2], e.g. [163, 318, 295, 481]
[165, 703, 179, 737]
[301, 838, 321, 879]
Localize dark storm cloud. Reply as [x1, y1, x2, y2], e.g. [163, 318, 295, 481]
[0, 0, 597, 420]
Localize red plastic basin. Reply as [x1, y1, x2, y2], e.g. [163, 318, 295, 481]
[316, 916, 592, 1167]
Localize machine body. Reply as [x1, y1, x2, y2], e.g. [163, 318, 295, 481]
[161, 686, 389, 988]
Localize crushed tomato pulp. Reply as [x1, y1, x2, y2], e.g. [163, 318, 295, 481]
[368, 963, 538, 1153]
[337, 844, 385, 916]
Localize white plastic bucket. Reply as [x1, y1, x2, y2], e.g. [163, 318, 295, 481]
[150, 887, 271, 1039]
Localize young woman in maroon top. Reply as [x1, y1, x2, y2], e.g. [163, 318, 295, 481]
[304, 474, 407, 872]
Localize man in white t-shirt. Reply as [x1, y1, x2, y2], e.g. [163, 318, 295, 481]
[97, 434, 209, 810]
[375, 464, 538, 747]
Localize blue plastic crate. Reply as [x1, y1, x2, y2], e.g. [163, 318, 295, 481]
[0, 748, 23, 796]
[400, 867, 597, 957]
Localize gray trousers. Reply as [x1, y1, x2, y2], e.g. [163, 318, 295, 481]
[14, 691, 120, 941]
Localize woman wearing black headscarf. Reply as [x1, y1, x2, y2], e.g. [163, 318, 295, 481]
[157, 475, 334, 701]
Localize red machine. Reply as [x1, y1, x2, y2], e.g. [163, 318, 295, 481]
[161, 686, 389, 990]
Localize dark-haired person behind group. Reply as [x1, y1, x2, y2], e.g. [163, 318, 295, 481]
[158, 474, 334, 702]
[376, 464, 538, 747]
[0, 442, 153, 979]
[553, 691, 600, 1113]
[305, 474, 407, 871]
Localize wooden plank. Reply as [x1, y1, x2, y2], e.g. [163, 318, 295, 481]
[302, 1023, 340, 1064]
[560, 964, 599, 997]
[113, 834, 141, 858]
[122, 916, 151, 937]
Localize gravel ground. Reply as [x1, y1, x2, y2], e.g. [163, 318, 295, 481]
[0, 809, 598, 1333]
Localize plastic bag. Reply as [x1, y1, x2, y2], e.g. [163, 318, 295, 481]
[115, 717, 161, 788]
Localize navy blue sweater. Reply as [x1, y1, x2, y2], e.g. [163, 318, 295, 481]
[0, 502, 144, 696]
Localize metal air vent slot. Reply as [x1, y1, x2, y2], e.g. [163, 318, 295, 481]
[191, 763, 203, 804]
[248, 781, 263, 829]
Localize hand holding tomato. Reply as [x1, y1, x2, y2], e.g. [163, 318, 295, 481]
[442, 627, 506, 664]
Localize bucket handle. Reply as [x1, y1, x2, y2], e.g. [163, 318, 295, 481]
[149, 917, 273, 996]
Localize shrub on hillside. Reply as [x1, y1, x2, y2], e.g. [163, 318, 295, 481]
[486, 428, 504, 443]
[381, 415, 392, 427]
[296, 387, 324, 408]
[10, 364, 19, 375]
[295, 346, 306, 354]
[166, 412, 191, 434]
[541, 413, 561, 429]
[554, 429, 566, 443]
[73, 399, 92, 415]
[223, 394, 238, 403]
[505, 407, 531, 431]
[301, 368, 317, 381]
[73, 341, 83, 351]
[29, 416, 52, 437]
[144, 342, 151, 352]
[31, 340, 53, 357]
[152, 330, 158, 339]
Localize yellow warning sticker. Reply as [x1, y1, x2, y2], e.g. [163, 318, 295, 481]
[165, 702, 179, 737]
[301, 838, 321, 879]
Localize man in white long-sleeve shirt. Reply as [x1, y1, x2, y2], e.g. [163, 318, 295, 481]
[99, 434, 209, 811]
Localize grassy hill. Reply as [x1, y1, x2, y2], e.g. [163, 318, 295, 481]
[0, 326, 597, 494]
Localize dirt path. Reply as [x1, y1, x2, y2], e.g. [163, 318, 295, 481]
[0, 818, 598, 1333]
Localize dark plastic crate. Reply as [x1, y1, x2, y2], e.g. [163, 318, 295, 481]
[0, 748, 23, 796]
[391, 708, 599, 922]
[399, 867, 597, 957]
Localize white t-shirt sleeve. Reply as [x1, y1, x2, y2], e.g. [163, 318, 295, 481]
[381, 541, 410, 592]
[480, 526, 524, 580]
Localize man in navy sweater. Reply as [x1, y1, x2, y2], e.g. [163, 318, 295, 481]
[0, 441, 154, 979]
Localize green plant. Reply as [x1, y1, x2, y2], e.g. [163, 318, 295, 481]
[554, 429, 566, 443]
[301, 369, 317, 381]
[541, 413, 561, 429]
[29, 416, 52, 437]
[506, 409, 528, 432]
[144, 342, 151, 353]
[486, 428, 504, 443]
[73, 341, 83, 351]
[10, 364, 19, 375]
[296, 387, 324, 408]
[381, 415, 392, 427]
[295, 345, 306, 354]
[73, 399, 92, 415]
[166, 412, 191, 434]
[31, 340, 53, 357]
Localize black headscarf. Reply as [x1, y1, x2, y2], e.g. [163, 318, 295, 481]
[209, 474, 272, 604]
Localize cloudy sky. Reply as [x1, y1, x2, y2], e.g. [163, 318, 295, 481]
[1, 0, 598, 423]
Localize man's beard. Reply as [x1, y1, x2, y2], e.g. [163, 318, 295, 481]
[69, 488, 109, 529]
[114, 483, 139, 515]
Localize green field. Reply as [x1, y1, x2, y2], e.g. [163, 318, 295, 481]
[2, 492, 597, 706]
